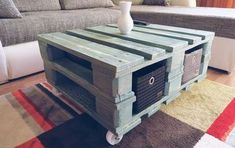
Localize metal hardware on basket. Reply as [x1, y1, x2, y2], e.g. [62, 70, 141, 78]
[149, 76, 155, 85]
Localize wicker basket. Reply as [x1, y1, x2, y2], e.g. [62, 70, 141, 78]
[132, 60, 166, 114]
[182, 48, 203, 84]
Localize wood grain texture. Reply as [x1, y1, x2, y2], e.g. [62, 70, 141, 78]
[86, 26, 189, 52]
[144, 24, 214, 40]
[108, 24, 202, 44]
[1, 69, 233, 95]
[67, 29, 166, 60]
[38, 33, 144, 73]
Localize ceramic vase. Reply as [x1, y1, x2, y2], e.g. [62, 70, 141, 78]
[117, 1, 133, 35]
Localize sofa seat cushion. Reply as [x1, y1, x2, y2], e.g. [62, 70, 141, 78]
[131, 6, 235, 39]
[0, 8, 120, 47]
[13, 0, 61, 12]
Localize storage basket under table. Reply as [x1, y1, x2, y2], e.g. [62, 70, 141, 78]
[182, 48, 203, 84]
[38, 24, 214, 145]
[133, 60, 166, 114]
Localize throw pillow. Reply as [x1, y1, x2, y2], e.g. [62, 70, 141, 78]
[112, 0, 144, 5]
[143, 0, 167, 5]
[60, 0, 114, 10]
[13, 0, 61, 12]
[0, 0, 22, 18]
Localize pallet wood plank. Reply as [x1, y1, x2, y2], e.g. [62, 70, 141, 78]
[45, 61, 110, 101]
[38, 34, 138, 73]
[53, 32, 144, 68]
[66, 29, 166, 60]
[143, 24, 214, 40]
[86, 26, 189, 52]
[108, 24, 202, 44]
[54, 58, 93, 83]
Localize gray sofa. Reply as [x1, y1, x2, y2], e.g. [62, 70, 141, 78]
[0, 8, 120, 47]
[131, 6, 235, 39]
[129, 6, 235, 74]
[0, 0, 120, 83]
[1, 0, 235, 84]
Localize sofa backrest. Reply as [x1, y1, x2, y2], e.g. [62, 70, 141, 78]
[13, 0, 61, 12]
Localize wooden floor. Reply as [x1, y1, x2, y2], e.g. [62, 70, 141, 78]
[0, 68, 235, 95]
[0, 72, 46, 95]
[207, 68, 235, 87]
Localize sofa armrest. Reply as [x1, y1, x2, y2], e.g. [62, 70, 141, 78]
[0, 41, 8, 84]
[170, 0, 196, 7]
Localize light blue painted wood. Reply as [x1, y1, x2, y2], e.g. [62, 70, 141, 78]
[108, 24, 202, 44]
[52, 32, 145, 68]
[38, 23, 214, 137]
[144, 24, 215, 40]
[86, 26, 189, 52]
[67, 29, 166, 60]
[38, 34, 142, 73]
[54, 58, 93, 83]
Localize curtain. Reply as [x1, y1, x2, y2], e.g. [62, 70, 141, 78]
[199, 0, 235, 8]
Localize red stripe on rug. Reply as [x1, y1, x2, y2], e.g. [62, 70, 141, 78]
[12, 90, 55, 131]
[207, 98, 235, 141]
[16, 137, 44, 148]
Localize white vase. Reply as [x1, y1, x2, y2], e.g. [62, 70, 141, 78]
[117, 1, 133, 35]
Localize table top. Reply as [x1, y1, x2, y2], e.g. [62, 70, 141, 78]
[38, 24, 214, 74]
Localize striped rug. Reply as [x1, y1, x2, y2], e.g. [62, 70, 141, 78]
[0, 80, 234, 148]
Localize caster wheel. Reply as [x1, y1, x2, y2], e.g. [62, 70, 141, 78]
[52, 88, 62, 96]
[106, 131, 123, 145]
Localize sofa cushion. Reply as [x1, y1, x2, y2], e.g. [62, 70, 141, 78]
[112, 0, 143, 5]
[13, 0, 61, 12]
[0, 8, 120, 47]
[143, 0, 166, 5]
[131, 6, 235, 39]
[60, 0, 114, 10]
[0, 0, 22, 18]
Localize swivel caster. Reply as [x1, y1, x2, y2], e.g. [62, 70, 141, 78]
[52, 88, 62, 96]
[106, 131, 123, 145]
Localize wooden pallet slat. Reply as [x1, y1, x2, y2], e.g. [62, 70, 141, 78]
[53, 32, 145, 68]
[108, 25, 202, 45]
[67, 29, 166, 60]
[86, 26, 189, 52]
[53, 58, 93, 83]
[144, 24, 215, 40]
[46, 61, 98, 96]
[38, 33, 141, 72]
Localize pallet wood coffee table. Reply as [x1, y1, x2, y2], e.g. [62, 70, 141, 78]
[38, 24, 214, 145]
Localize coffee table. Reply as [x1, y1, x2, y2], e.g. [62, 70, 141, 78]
[38, 24, 214, 145]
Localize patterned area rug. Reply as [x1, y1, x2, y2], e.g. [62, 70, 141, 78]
[0, 80, 235, 148]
